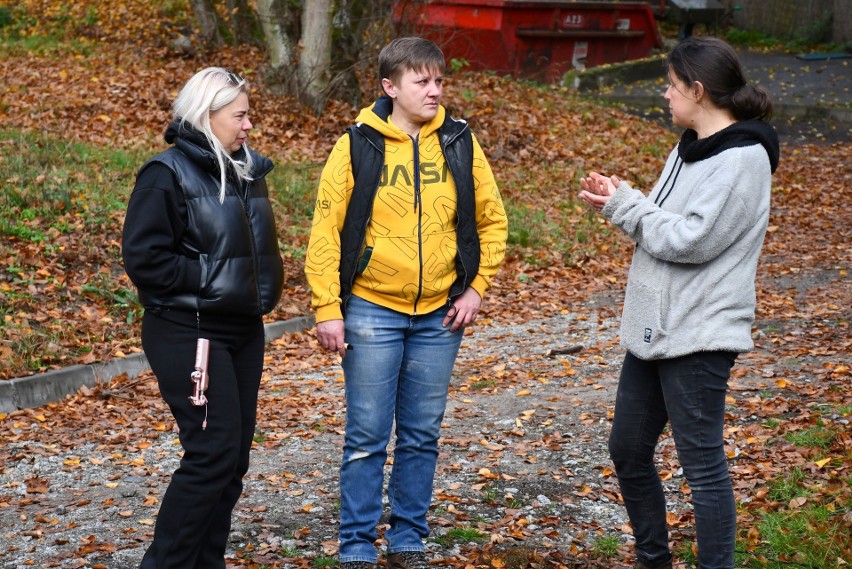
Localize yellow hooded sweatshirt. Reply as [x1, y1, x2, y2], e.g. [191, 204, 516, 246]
[305, 102, 508, 323]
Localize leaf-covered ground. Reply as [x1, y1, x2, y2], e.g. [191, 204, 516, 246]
[1, 1, 850, 568]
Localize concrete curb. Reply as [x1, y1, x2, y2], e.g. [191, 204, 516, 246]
[0, 315, 315, 414]
[566, 54, 668, 91]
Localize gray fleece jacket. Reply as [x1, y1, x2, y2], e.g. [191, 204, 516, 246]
[602, 120, 780, 360]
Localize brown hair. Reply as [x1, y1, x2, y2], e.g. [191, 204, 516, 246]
[378, 37, 445, 93]
[668, 36, 773, 122]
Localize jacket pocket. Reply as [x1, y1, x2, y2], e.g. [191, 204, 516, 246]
[356, 246, 373, 274]
[356, 236, 419, 300]
[623, 279, 668, 354]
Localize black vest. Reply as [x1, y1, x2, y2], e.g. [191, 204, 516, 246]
[338, 114, 480, 312]
[138, 139, 283, 316]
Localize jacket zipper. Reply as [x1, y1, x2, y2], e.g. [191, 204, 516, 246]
[412, 134, 423, 315]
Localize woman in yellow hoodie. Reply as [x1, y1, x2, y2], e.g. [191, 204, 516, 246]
[305, 37, 508, 569]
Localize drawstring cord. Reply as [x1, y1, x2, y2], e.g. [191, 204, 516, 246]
[655, 157, 684, 208]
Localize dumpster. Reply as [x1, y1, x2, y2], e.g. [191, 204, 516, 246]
[392, 0, 664, 82]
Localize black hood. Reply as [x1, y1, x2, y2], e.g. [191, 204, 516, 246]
[163, 120, 264, 176]
[678, 120, 780, 174]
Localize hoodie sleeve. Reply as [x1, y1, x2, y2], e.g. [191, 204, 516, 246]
[304, 134, 353, 322]
[602, 149, 767, 265]
[121, 162, 202, 296]
[469, 133, 508, 296]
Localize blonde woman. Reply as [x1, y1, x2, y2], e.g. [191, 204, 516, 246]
[122, 67, 283, 568]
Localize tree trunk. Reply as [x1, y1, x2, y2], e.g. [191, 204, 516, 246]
[189, 0, 224, 47]
[254, 0, 393, 113]
[255, 0, 298, 91]
[299, 0, 333, 112]
[327, 0, 394, 107]
[226, 0, 262, 44]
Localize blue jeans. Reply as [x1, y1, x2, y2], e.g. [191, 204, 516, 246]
[608, 351, 737, 569]
[338, 296, 463, 563]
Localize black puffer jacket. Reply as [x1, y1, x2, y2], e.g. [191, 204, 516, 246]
[122, 122, 283, 316]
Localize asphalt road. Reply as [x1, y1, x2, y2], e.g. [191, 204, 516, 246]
[597, 47, 851, 144]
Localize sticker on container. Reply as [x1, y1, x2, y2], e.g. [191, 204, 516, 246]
[572, 41, 588, 70]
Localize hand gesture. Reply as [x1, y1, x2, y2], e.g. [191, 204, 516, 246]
[579, 172, 620, 211]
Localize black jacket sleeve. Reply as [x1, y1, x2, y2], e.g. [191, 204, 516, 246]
[121, 162, 202, 298]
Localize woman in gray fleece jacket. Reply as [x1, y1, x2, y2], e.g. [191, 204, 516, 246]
[579, 37, 779, 569]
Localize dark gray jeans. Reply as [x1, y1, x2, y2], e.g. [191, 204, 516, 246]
[608, 350, 737, 569]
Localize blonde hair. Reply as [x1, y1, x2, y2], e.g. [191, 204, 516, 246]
[172, 67, 254, 203]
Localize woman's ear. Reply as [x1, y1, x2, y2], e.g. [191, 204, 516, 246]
[381, 77, 396, 99]
[692, 81, 706, 102]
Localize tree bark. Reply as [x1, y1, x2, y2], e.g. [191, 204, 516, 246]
[255, 0, 298, 90]
[299, 0, 333, 112]
[189, 0, 224, 47]
[226, 0, 261, 44]
[251, 0, 393, 113]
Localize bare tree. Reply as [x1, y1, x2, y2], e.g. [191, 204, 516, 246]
[188, 0, 393, 113]
[299, 0, 333, 112]
[189, 0, 225, 47]
[255, 0, 299, 92]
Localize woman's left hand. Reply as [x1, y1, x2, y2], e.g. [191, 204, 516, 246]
[579, 172, 620, 211]
[443, 287, 482, 332]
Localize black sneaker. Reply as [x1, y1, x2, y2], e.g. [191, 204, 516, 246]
[387, 551, 429, 569]
[341, 562, 377, 569]
[635, 559, 673, 569]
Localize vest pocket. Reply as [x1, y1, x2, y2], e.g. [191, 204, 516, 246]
[356, 247, 373, 274]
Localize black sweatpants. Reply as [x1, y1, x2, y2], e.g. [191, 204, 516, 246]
[139, 309, 265, 569]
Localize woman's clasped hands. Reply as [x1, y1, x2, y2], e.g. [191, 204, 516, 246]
[579, 171, 621, 211]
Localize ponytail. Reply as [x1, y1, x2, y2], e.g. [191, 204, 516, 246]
[731, 83, 773, 122]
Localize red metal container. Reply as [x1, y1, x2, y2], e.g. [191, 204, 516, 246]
[393, 0, 664, 82]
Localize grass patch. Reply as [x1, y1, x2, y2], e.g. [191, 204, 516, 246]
[675, 540, 697, 566]
[737, 505, 851, 568]
[784, 421, 837, 449]
[501, 164, 619, 267]
[311, 555, 338, 567]
[446, 526, 487, 543]
[0, 129, 139, 240]
[590, 534, 621, 558]
[480, 485, 500, 502]
[430, 525, 487, 546]
[767, 467, 810, 503]
[469, 377, 498, 390]
[724, 26, 845, 53]
[266, 163, 322, 259]
[0, 129, 144, 374]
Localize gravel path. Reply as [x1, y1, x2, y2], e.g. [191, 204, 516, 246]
[2, 282, 845, 568]
[0, 308, 651, 569]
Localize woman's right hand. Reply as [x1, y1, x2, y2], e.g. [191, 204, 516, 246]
[316, 319, 346, 358]
[579, 172, 620, 211]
